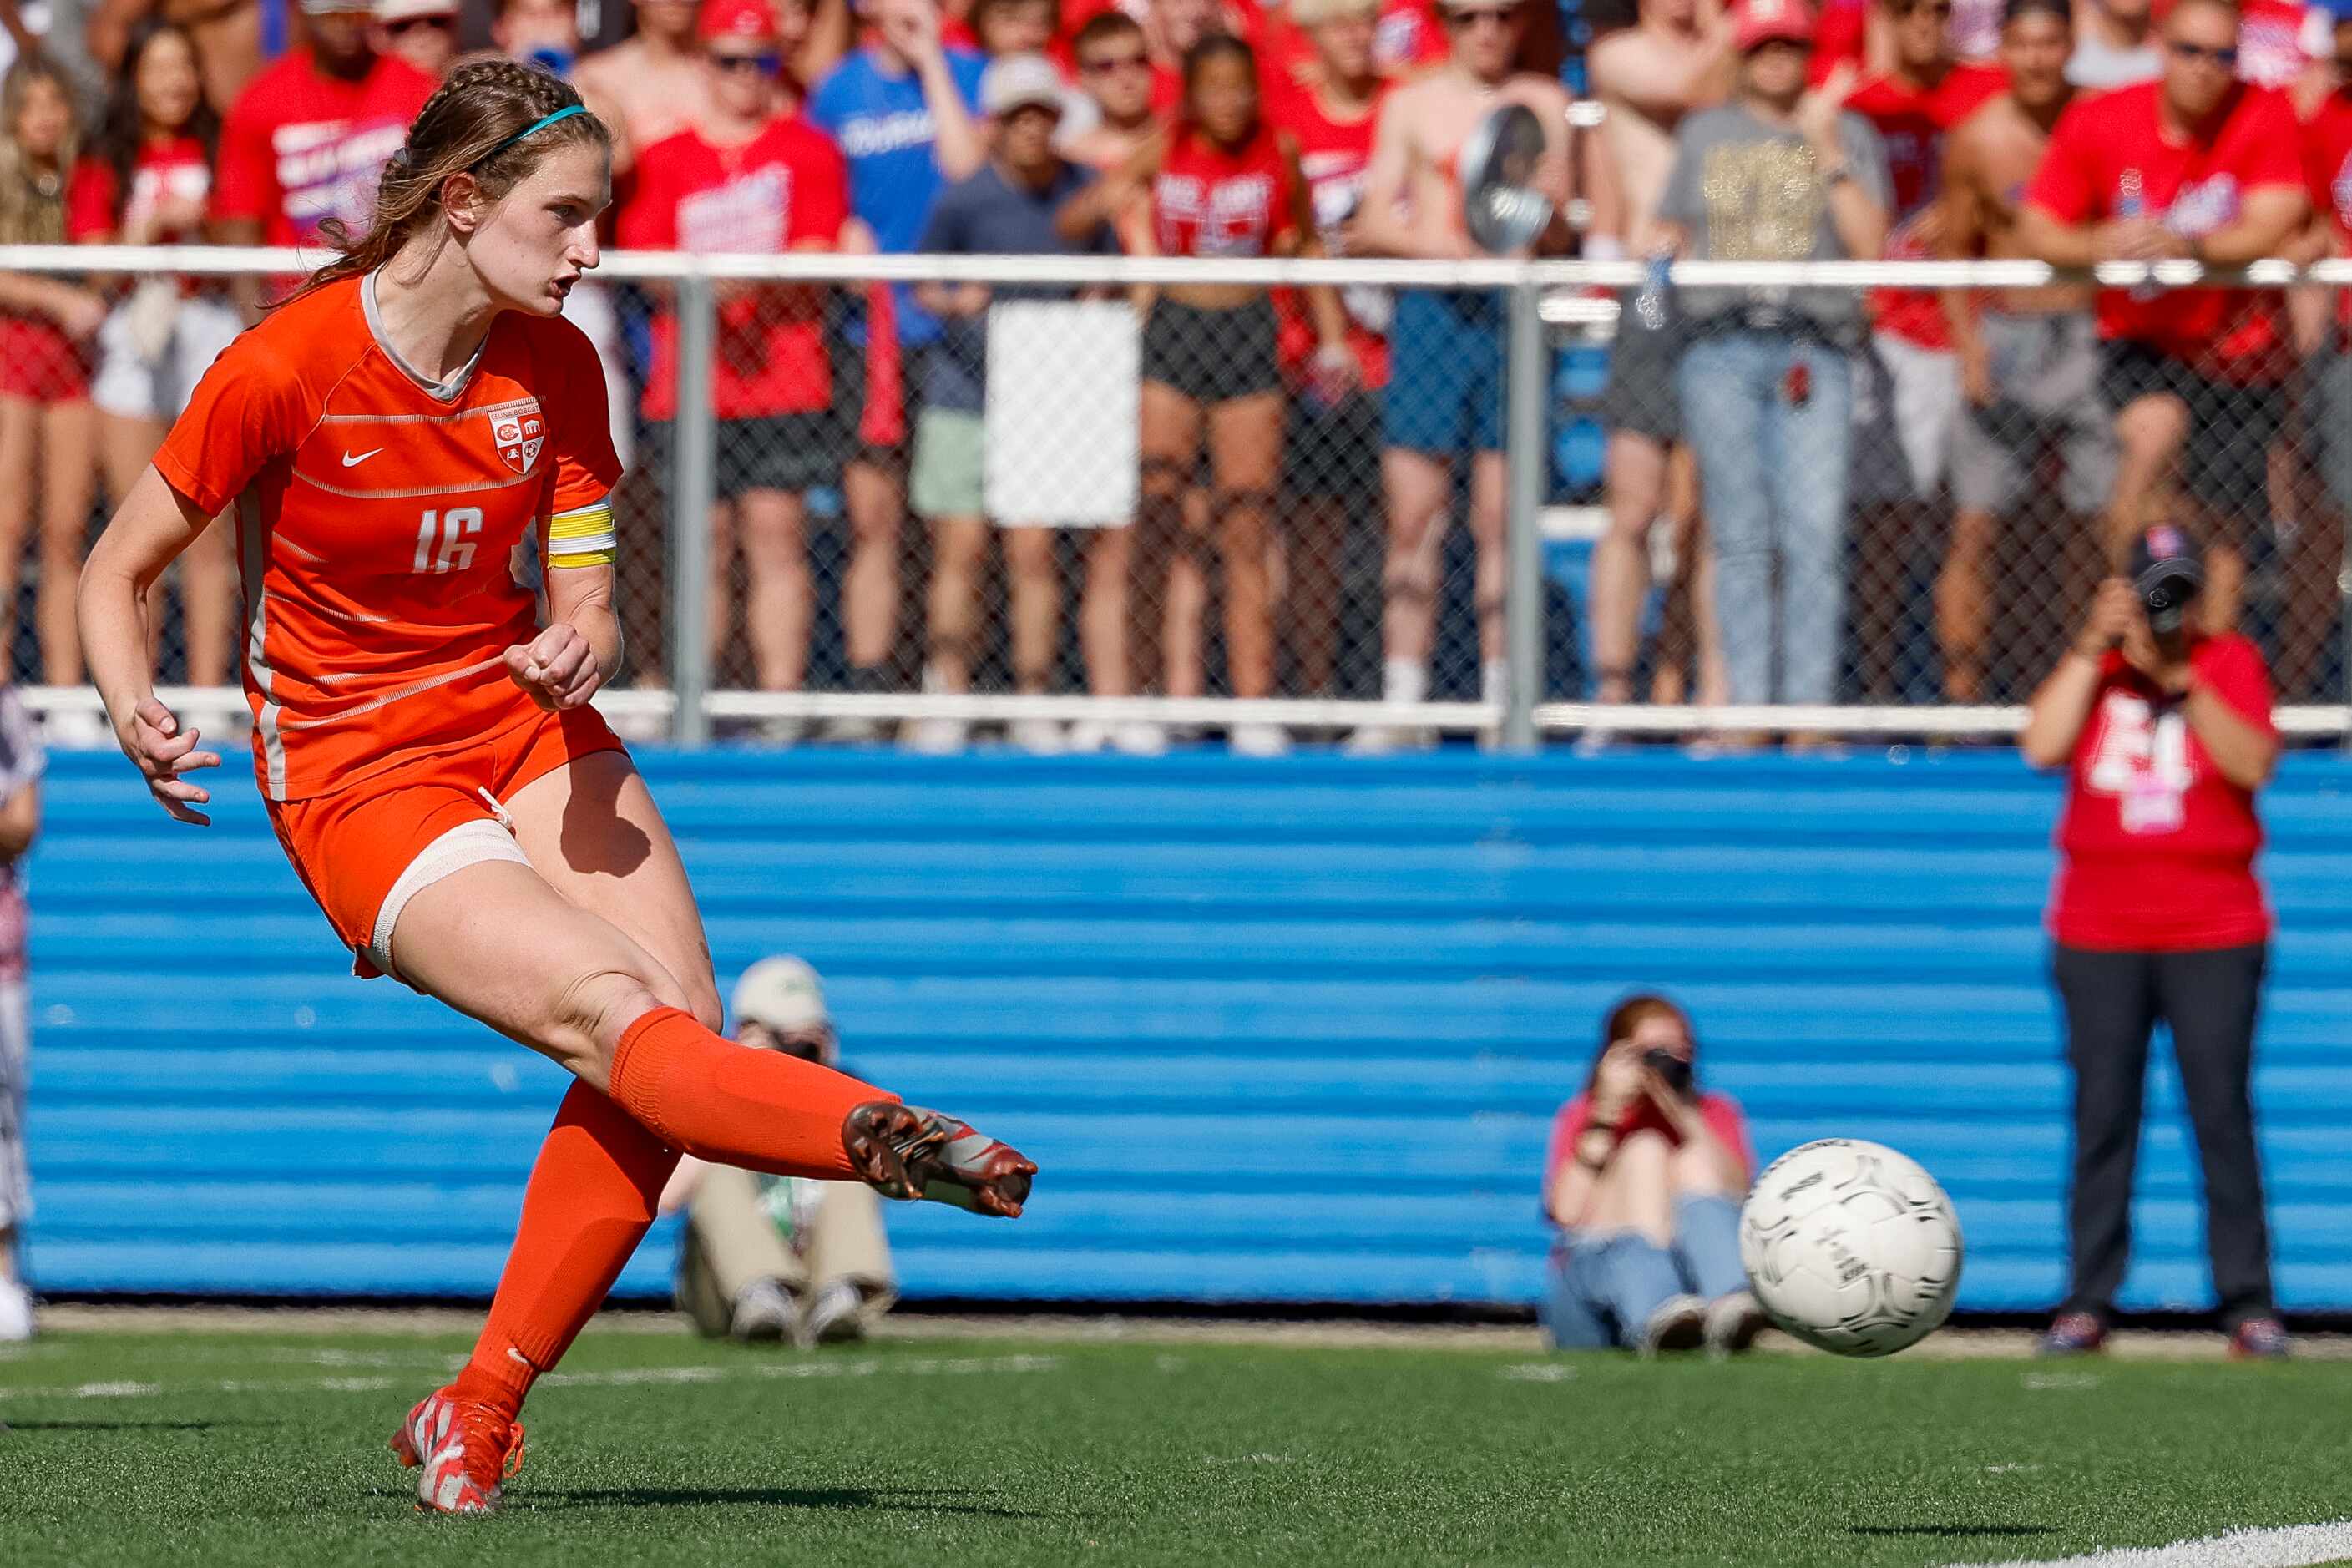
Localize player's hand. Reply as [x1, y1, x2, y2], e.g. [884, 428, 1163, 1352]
[115, 695, 220, 827]
[504, 622, 603, 711]
[2075, 577, 2137, 657]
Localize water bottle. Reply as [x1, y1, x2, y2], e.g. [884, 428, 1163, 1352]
[2119, 169, 2160, 302]
[1634, 252, 1672, 331]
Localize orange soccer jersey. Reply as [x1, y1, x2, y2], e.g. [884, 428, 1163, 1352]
[154, 273, 621, 802]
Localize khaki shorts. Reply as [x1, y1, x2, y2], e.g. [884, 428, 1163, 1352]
[911, 407, 985, 521]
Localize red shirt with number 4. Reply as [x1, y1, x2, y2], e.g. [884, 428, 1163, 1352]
[2305, 89, 2352, 331]
[620, 116, 849, 421]
[153, 276, 620, 802]
[2025, 81, 2303, 377]
[2050, 635, 2274, 952]
[1847, 63, 2006, 349]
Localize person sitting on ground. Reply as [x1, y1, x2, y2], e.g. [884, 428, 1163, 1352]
[1540, 993, 1765, 1356]
[663, 957, 900, 1345]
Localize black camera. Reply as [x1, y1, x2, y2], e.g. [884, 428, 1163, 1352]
[2142, 570, 2200, 639]
[1643, 1048, 1693, 1095]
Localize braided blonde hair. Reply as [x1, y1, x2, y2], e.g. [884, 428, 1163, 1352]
[295, 58, 609, 300]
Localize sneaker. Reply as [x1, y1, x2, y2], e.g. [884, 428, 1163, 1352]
[0, 1279, 33, 1343]
[390, 1390, 525, 1515]
[1343, 722, 1433, 756]
[1638, 1294, 1707, 1358]
[2228, 1316, 2291, 1360]
[1009, 716, 1067, 755]
[756, 716, 808, 747]
[42, 706, 111, 749]
[1702, 1289, 1767, 1357]
[730, 1278, 797, 1343]
[1065, 717, 1112, 754]
[842, 1101, 1038, 1217]
[1110, 720, 1168, 756]
[2037, 1311, 2107, 1357]
[818, 714, 887, 745]
[1228, 721, 1291, 757]
[903, 716, 968, 755]
[803, 1279, 867, 1346]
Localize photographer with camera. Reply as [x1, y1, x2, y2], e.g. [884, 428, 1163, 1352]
[2021, 524, 2289, 1360]
[1540, 994, 1764, 1356]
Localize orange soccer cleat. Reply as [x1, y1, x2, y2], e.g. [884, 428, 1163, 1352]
[390, 1389, 527, 1515]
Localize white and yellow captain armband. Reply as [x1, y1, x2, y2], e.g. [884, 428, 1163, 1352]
[545, 498, 617, 569]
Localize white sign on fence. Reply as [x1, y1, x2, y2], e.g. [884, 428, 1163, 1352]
[984, 300, 1139, 528]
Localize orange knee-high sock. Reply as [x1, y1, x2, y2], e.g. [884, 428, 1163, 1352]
[606, 1005, 891, 1180]
[449, 1082, 677, 1421]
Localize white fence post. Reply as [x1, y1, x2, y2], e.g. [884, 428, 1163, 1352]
[669, 269, 716, 749]
[1503, 280, 1546, 754]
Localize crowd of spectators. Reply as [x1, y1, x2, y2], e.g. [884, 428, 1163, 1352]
[0, 0, 2349, 751]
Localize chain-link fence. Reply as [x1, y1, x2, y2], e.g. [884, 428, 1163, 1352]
[8, 245, 2351, 748]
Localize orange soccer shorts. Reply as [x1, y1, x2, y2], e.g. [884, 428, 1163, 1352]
[264, 704, 625, 980]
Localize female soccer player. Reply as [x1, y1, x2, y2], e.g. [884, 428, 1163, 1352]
[77, 58, 1036, 1516]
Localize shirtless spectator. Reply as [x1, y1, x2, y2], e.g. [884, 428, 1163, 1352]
[1062, 8, 1154, 172]
[1844, 0, 2004, 698]
[2067, 0, 2157, 87]
[2016, 0, 2309, 629]
[576, 0, 713, 152]
[1585, 0, 1732, 717]
[1349, 0, 1573, 749]
[1936, 0, 2110, 701]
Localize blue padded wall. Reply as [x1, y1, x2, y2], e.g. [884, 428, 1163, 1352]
[25, 747, 2352, 1311]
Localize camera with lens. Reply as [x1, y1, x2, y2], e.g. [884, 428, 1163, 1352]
[1642, 1048, 1693, 1095]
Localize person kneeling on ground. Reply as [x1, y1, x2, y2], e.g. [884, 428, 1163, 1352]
[665, 957, 899, 1344]
[1540, 994, 1765, 1356]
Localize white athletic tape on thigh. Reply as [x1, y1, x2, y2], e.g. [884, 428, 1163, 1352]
[367, 817, 530, 974]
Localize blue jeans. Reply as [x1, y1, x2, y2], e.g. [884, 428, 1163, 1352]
[1676, 331, 1855, 705]
[1542, 1193, 1748, 1351]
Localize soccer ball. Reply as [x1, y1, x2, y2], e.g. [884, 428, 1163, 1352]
[1737, 1138, 1963, 1358]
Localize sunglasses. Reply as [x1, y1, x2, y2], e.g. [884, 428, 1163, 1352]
[1442, 5, 1515, 27]
[2167, 38, 2238, 65]
[711, 49, 783, 72]
[1079, 48, 1149, 73]
[385, 13, 453, 31]
[1895, 0, 1953, 18]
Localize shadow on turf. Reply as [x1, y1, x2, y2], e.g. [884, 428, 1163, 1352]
[1849, 1526, 2056, 1540]
[3, 1419, 266, 1433]
[524, 1486, 1058, 1520]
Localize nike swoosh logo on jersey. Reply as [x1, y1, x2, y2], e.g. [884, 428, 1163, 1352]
[341, 448, 384, 468]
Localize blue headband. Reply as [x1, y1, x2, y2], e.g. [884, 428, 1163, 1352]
[475, 103, 589, 166]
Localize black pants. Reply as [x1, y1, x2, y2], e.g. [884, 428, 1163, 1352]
[2051, 942, 2274, 1325]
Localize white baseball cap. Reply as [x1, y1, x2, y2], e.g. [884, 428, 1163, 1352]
[981, 53, 1067, 118]
[731, 955, 831, 1034]
[373, 0, 459, 20]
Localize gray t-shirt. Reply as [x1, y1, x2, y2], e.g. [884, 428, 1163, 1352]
[1658, 103, 1893, 338]
[917, 159, 1117, 413]
[2066, 33, 2162, 89]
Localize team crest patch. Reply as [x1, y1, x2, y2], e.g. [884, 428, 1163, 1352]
[488, 400, 546, 476]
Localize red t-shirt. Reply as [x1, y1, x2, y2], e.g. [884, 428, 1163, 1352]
[2049, 635, 2274, 952]
[1153, 121, 1298, 256]
[1848, 63, 2007, 349]
[1253, 0, 1444, 106]
[2305, 89, 2352, 331]
[214, 51, 437, 247]
[1540, 1090, 1755, 1222]
[66, 135, 213, 241]
[2025, 80, 2302, 377]
[1271, 84, 1388, 387]
[619, 117, 849, 422]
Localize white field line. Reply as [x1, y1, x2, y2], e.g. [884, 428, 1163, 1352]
[1941, 1520, 2352, 1568]
[0, 1353, 1062, 1404]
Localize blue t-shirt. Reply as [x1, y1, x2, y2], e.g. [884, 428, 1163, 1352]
[917, 159, 1115, 412]
[807, 43, 988, 346]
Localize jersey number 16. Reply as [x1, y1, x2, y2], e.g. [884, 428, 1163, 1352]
[414, 507, 485, 574]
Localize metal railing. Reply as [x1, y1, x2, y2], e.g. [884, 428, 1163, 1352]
[8, 245, 2349, 749]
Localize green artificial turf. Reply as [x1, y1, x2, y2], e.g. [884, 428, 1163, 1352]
[1, 1326, 2346, 1567]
